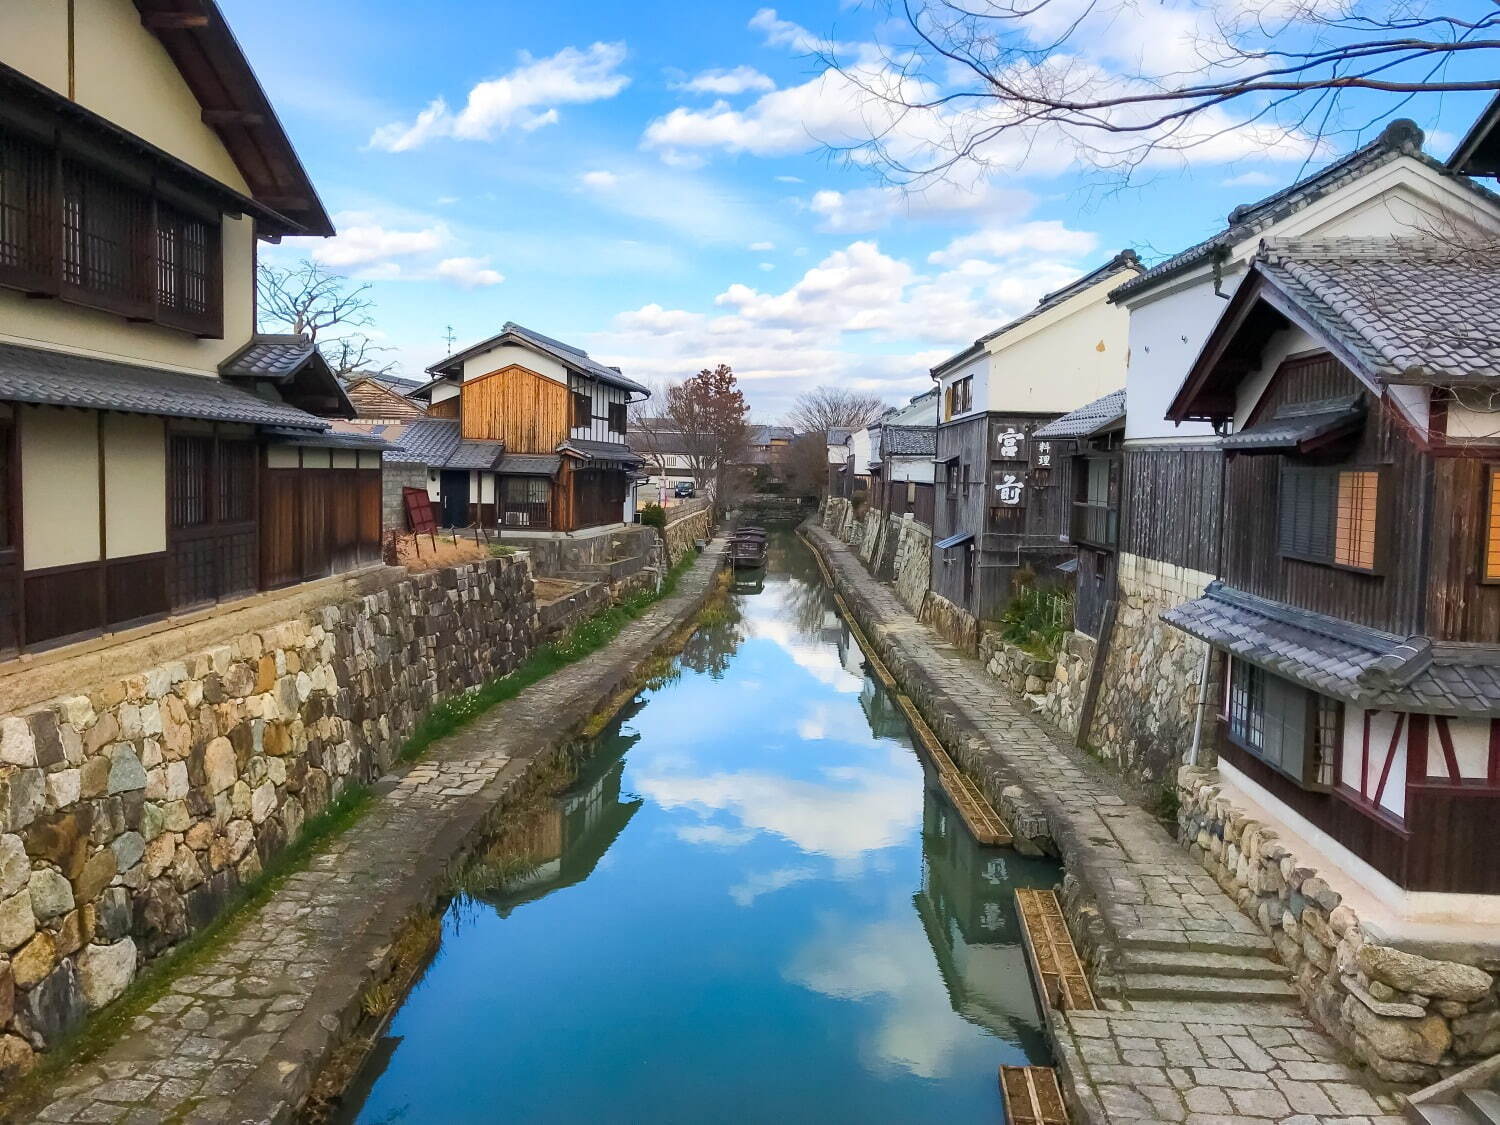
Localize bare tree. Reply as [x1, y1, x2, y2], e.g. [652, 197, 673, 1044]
[786, 386, 888, 436]
[664, 364, 750, 514]
[782, 431, 833, 499]
[257, 259, 393, 378]
[827, 2, 1500, 184]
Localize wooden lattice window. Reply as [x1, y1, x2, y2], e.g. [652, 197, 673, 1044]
[215, 440, 256, 524]
[169, 435, 214, 528]
[1280, 466, 1379, 571]
[62, 164, 152, 313]
[0, 131, 53, 289]
[1334, 470, 1379, 570]
[608, 401, 627, 434]
[573, 391, 590, 429]
[156, 202, 219, 333]
[1485, 467, 1500, 581]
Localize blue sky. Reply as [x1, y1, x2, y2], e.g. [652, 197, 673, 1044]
[230, 0, 1498, 419]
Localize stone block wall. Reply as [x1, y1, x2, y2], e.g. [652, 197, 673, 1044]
[981, 631, 1093, 737]
[662, 503, 712, 567]
[1179, 767, 1500, 1085]
[0, 556, 537, 1076]
[1087, 552, 1218, 786]
[889, 517, 931, 617]
[382, 463, 429, 532]
[919, 591, 979, 654]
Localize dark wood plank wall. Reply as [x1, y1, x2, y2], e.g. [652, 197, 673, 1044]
[1221, 360, 1427, 635]
[259, 469, 300, 589]
[1427, 455, 1500, 642]
[932, 415, 990, 613]
[1075, 547, 1114, 638]
[1121, 446, 1222, 573]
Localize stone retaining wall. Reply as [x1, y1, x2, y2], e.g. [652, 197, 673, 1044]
[662, 503, 712, 567]
[1179, 766, 1500, 1085]
[0, 556, 537, 1075]
[980, 632, 1093, 737]
[888, 517, 931, 617]
[1088, 552, 1218, 786]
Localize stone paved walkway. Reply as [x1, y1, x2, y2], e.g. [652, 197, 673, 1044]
[19, 545, 725, 1125]
[804, 526, 1403, 1125]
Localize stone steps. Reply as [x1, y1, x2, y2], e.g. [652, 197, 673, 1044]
[1118, 947, 1290, 981]
[1117, 925, 1278, 958]
[1119, 971, 1300, 1003]
[1409, 1089, 1500, 1125]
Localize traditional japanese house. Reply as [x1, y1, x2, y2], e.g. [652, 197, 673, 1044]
[1029, 389, 1126, 639]
[1092, 118, 1500, 784]
[928, 252, 1139, 635]
[0, 2, 385, 656]
[341, 374, 428, 425]
[396, 323, 646, 533]
[866, 389, 937, 525]
[1163, 238, 1500, 900]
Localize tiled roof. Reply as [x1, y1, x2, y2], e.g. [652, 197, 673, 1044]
[1256, 239, 1500, 386]
[384, 417, 459, 464]
[0, 342, 326, 430]
[748, 424, 795, 444]
[445, 440, 506, 470]
[497, 454, 561, 475]
[1033, 389, 1126, 439]
[882, 425, 936, 456]
[1220, 395, 1364, 451]
[826, 428, 852, 445]
[560, 438, 644, 465]
[427, 323, 650, 395]
[220, 335, 316, 380]
[1111, 119, 1500, 303]
[1163, 582, 1500, 716]
[262, 427, 390, 450]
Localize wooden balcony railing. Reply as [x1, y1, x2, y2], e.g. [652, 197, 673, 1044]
[1070, 500, 1118, 548]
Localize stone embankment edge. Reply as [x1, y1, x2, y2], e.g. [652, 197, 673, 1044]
[34, 543, 725, 1125]
[256, 543, 727, 1122]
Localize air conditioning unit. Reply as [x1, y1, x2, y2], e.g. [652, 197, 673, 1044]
[504, 511, 530, 527]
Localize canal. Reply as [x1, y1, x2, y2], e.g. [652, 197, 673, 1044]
[339, 529, 1060, 1123]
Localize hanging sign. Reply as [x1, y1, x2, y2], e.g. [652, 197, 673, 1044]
[1031, 439, 1053, 469]
[995, 427, 1025, 459]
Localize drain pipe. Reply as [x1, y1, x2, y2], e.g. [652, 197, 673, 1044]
[1187, 644, 1211, 767]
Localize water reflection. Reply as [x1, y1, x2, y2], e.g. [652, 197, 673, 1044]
[339, 528, 1057, 1125]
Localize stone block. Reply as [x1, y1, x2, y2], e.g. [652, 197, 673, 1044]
[21, 960, 85, 1046]
[105, 745, 147, 795]
[28, 868, 73, 921]
[1357, 943, 1492, 1002]
[77, 938, 136, 1010]
[11, 930, 55, 989]
[72, 848, 117, 906]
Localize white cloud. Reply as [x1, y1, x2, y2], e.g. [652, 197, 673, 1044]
[580, 170, 620, 190]
[1220, 170, 1278, 188]
[369, 43, 630, 151]
[775, 175, 804, 184]
[434, 257, 505, 287]
[676, 824, 757, 849]
[729, 866, 817, 907]
[311, 217, 447, 269]
[678, 66, 776, 95]
[926, 221, 1099, 267]
[748, 8, 852, 55]
[758, 262, 775, 272]
[808, 180, 1036, 233]
[748, 241, 776, 251]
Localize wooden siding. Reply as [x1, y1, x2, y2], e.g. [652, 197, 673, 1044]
[1427, 455, 1500, 642]
[1221, 735, 1500, 894]
[461, 365, 568, 451]
[1075, 547, 1114, 638]
[345, 379, 426, 421]
[1121, 446, 1222, 572]
[427, 397, 460, 420]
[1221, 359, 1426, 635]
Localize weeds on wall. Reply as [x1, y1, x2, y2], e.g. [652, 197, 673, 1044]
[997, 583, 1075, 658]
[397, 551, 698, 764]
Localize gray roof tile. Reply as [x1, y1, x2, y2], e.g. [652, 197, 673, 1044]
[1033, 389, 1126, 439]
[0, 342, 326, 430]
[1257, 239, 1500, 385]
[384, 417, 461, 465]
[427, 322, 649, 395]
[1163, 582, 1500, 715]
[882, 425, 936, 456]
[560, 438, 644, 465]
[497, 454, 561, 475]
[220, 335, 316, 380]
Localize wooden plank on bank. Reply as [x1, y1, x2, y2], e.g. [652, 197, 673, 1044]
[893, 692, 1012, 847]
[999, 1066, 1069, 1125]
[1016, 889, 1096, 1012]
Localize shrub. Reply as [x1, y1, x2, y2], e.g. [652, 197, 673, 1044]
[997, 584, 1074, 657]
[640, 503, 667, 531]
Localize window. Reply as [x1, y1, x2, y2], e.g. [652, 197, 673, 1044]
[215, 441, 257, 524]
[1279, 466, 1379, 571]
[1485, 467, 1500, 581]
[608, 401, 627, 434]
[572, 391, 591, 429]
[169, 435, 214, 529]
[1226, 660, 1336, 790]
[0, 126, 222, 335]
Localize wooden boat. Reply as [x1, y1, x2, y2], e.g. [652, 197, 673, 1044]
[728, 528, 768, 569]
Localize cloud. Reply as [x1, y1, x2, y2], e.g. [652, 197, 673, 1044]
[677, 66, 776, 95]
[369, 42, 630, 151]
[758, 262, 775, 272]
[434, 257, 505, 287]
[748, 241, 776, 251]
[676, 824, 757, 849]
[580, 170, 620, 189]
[748, 8, 853, 55]
[926, 221, 1099, 267]
[729, 866, 817, 907]
[311, 217, 447, 269]
[1220, 170, 1279, 188]
[775, 175, 804, 184]
[808, 180, 1036, 233]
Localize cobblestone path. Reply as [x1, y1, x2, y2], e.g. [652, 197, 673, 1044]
[804, 526, 1404, 1125]
[22, 545, 724, 1124]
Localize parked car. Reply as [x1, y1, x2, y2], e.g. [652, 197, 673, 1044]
[674, 481, 696, 498]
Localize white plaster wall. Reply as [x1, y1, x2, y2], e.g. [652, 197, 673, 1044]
[1123, 270, 1241, 443]
[886, 456, 935, 484]
[429, 382, 460, 405]
[21, 407, 100, 570]
[461, 343, 567, 384]
[102, 414, 166, 559]
[266, 446, 300, 469]
[935, 352, 987, 425]
[848, 429, 872, 477]
[984, 273, 1134, 414]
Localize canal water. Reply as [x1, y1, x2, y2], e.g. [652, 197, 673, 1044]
[340, 530, 1060, 1124]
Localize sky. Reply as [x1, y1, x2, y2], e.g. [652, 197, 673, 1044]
[230, 0, 1499, 420]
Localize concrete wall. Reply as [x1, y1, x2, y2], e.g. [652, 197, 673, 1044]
[1085, 551, 1218, 787]
[0, 556, 537, 1071]
[1179, 767, 1500, 1085]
